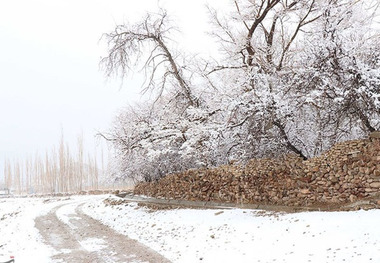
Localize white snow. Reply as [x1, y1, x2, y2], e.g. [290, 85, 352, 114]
[55, 198, 84, 230]
[79, 238, 107, 252]
[0, 195, 93, 263]
[83, 196, 380, 263]
[1, 195, 380, 263]
[0, 197, 60, 262]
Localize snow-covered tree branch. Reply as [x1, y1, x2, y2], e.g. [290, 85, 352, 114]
[101, 0, 380, 182]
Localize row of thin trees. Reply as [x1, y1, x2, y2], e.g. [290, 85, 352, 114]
[2, 134, 108, 195]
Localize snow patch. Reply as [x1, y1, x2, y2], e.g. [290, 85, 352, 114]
[79, 238, 107, 252]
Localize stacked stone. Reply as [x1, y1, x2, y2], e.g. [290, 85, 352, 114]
[134, 133, 380, 207]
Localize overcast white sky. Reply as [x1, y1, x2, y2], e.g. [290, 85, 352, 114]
[0, 0, 231, 177]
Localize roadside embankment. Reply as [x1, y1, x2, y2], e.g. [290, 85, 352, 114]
[134, 132, 380, 210]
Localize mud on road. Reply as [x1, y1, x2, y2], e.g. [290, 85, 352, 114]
[35, 200, 170, 263]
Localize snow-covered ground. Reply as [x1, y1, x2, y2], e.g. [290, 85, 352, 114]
[0, 196, 53, 262]
[0, 195, 96, 262]
[1, 195, 380, 263]
[84, 196, 380, 263]
[0, 197, 60, 261]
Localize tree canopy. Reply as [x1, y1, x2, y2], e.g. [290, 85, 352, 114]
[101, 0, 380, 182]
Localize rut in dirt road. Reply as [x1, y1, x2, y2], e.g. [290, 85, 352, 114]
[35, 201, 171, 263]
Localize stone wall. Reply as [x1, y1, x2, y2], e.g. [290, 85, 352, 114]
[134, 134, 380, 208]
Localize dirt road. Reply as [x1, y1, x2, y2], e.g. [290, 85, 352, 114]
[35, 199, 170, 263]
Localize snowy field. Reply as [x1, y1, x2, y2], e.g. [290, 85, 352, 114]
[84, 196, 380, 263]
[0, 196, 100, 262]
[0, 196, 87, 262]
[0, 195, 380, 263]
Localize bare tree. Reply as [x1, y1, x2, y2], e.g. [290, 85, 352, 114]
[294, 0, 380, 147]
[102, 9, 196, 106]
[3, 134, 106, 194]
[101, 0, 379, 183]
[206, 0, 323, 159]
[206, 0, 379, 159]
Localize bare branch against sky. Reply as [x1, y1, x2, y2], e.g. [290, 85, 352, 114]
[0, 0, 230, 180]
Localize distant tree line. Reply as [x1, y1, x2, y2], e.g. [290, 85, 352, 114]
[2, 134, 103, 194]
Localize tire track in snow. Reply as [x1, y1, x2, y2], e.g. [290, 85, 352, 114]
[35, 200, 170, 263]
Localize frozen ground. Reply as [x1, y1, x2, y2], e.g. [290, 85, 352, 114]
[1, 195, 380, 262]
